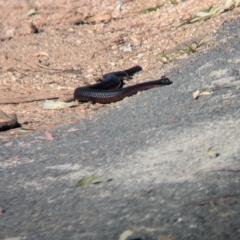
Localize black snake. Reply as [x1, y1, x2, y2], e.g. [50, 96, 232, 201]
[74, 66, 172, 103]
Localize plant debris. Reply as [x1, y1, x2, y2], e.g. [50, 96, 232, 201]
[75, 176, 112, 187]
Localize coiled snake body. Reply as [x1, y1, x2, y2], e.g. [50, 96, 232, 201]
[74, 66, 172, 103]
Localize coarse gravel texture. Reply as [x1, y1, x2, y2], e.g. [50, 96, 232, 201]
[1, 0, 240, 133]
[0, 16, 240, 240]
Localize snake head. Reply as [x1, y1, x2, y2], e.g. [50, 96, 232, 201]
[160, 76, 173, 85]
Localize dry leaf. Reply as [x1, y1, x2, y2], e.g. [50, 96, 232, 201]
[225, 0, 240, 8]
[192, 90, 200, 99]
[158, 235, 174, 240]
[75, 176, 112, 187]
[190, 5, 225, 23]
[205, 143, 219, 158]
[119, 230, 142, 240]
[67, 128, 80, 132]
[20, 125, 35, 131]
[26, 8, 38, 17]
[192, 89, 213, 99]
[86, 13, 112, 24]
[2, 237, 21, 240]
[44, 130, 54, 141]
[207, 147, 219, 158]
[0, 207, 4, 214]
[199, 89, 213, 96]
[225, 0, 234, 7]
[190, 0, 240, 24]
[43, 100, 75, 109]
[119, 230, 134, 240]
[17, 128, 32, 134]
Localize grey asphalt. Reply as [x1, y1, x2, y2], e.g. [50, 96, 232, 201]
[0, 18, 240, 240]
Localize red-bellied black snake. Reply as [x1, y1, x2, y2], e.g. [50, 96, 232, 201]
[74, 66, 172, 103]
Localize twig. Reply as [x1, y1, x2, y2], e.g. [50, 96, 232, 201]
[37, 63, 61, 71]
[98, 65, 104, 78]
[177, 167, 240, 178]
[91, 45, 112, 59]
[198, 83, 240, 94]
[0, 93, 73, 104]
[211, 83, 240, 91]
[0, 86, 10, 90]
[185, 193, 240, 207]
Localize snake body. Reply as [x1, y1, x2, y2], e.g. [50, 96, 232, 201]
[74, 66, 172, 103]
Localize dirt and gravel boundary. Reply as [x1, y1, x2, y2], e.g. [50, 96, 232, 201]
[0, 0, 240, 135]
[0, 1, 240, 240]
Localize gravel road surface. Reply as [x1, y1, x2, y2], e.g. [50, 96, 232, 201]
[1, 18, 240, 240]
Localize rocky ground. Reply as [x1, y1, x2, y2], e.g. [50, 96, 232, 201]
[0, 0, 239, 136]
[1, 1, 240, 239]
